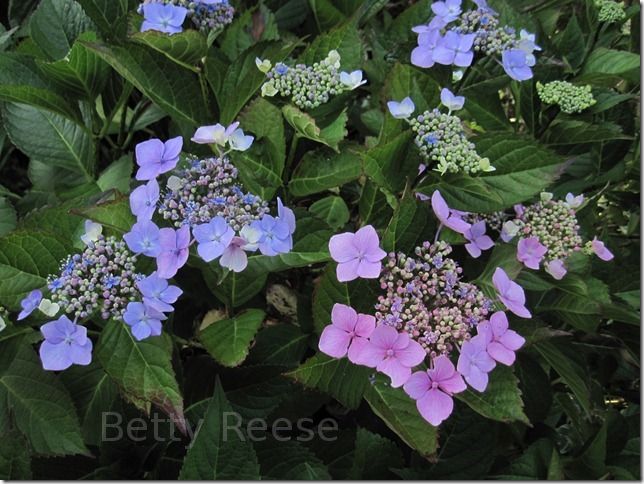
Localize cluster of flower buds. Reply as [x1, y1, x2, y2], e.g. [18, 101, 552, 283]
[126, 124, 296, 277]
[256, 50, 366, 109]
[595, 0, 626, 23]
[375, 240, 492, 358]
[138, 0, 234, 35]
[411, 0, 540, 81]
[387, 89, 494, 175]
[537, 81, 596, 114]
[323, 217, 528, 426]
[499, 193, 614, 279]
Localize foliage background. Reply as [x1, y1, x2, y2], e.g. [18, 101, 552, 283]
[0, 0, 640, 480]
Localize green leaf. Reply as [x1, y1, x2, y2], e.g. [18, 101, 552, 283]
[382, 194, 432, 253]
[310, 196, 350, 230]
[364, 373, 438, 457]
[0, 431, 31, 479]
[30, 0, 94, 60]
[37, 31, 110, 99]
[75, 0, 137, 40]
[0, 343, 88, 456]
[246, 324, 309, 367]
[96, 155, 133, 193]
[219, 40, 299, 124]
[75, 195, 135, 234]
[544, 120, 632, 145]
[282, 105, 348, 151]
[254, 438, 330, 479]
[383, 63, 441, 115]
[0, 230, 71, 310]
[362, 131, 413, 191]
[287, 353, 371, 409]
[347, 427, 404, 479]
[533, 339, 593, 415]
[455, 365, 529, 425]
[578, 47, 640, 84]
[95, 322, 186, 433]
[300, 20, 363, 71]
[0, 198, 17, 237]
[131, 29, 207, 71]
[83, 41, 210, 126]
[1, 102, 95, 181]
[199, 309, 265, 367]
[289, 147, 362, 197]
[494, 438, 563, 479]
[179, 379, 260, 480]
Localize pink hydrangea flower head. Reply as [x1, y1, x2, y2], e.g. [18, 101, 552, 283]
[457, 334, 496, 391]
[492, 267, 531, 318]
[516, 236, 547, 270]
[477, 311, 525, 365]
[358, 325, 426, 387]
[431, 190, 471, 234]
[328, 225, 387, 282]
[403, 355, 466, 426]
[318, 304, 375, 364]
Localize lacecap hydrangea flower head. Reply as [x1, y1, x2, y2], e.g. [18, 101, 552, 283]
[411, 0, 540, 81]
[387, 89, 495, 175]
[138, 0, 234, 35]
[125, 122, 296, 276]
[320, 191, 528, 426]
[257, 50, 366, 110]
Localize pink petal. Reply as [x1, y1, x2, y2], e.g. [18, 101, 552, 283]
[354, 225, 381, 252]
[365, 246, 387, 263]
[492, 267, 510, 293]
[403, 371, 431, 399]
[329, 233, 357, 263]
[356, 259, 382, 279]
[377, 357, 412, 388]
[395, 339, 426, 367]
[431, 190, 449, 221]
[437, 371, 467, 395]
[499, 329, 525, 351]
[465, 242, 481, 258]
[489, 311, 508, 337]
[476, 235, 494, 250]
[417, 389, 454, 426]
[369, 325, 399, 350]
[135, 139, 163, 167]
[220, 245, 248, 272]
[354, 314, 376, 338]
[331, 303, 358, 332]
[347, 336, 370, 365]
[356, 340, 387, 368]
[428, 354, 456, 382]
[464, 366, 489, 392]
[487, 341, 516, 365]
[392, 331, 410, 350]
[336, 259, 360, 282]
[319, 326, 351, 358]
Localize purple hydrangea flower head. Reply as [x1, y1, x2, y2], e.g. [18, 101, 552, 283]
[517, 236, 547, 270]
[18, 289, 43, 320]
[431, 0, 462, 23]
[39, 316, 92, 371]
[318, 303, 375, 364]
[403, 355, 466, 426]
[433, 31, 475, 67]
[464, 221, 494, 258]
[329, 225, 387, 282]
[411, 29, 441, 68]
[124, 220, 162, 257]
[440, 88, 465, 112]
[457, 334, 496, 391]
[123, 302, 167, 341]
[545, 259, 567, 280]
[137, 272, 183, 313]
[590, 237, 614, 261]
[228, 129, 254, 151]
[501, 49, 533, 81]
[157, 225, 191, 279]
[141, 3, 188, 35]
[492, 267, 531, 318]
[191, 122, 239, 145]
[387, 97, 416, 119]
[277, 197, 296, 237]
[357, 325, 426, 388]
[565, 192, 584, 209]
[253, 215, 292, 256]
[135, 137, 183, 180]
[431, 190, 471, 234]
[193, 216, 234, 262]
[478, 311, 525, 365]
[130, 179, 160, 221]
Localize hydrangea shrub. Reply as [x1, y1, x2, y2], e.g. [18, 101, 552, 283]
[0, 0, 639, 480]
